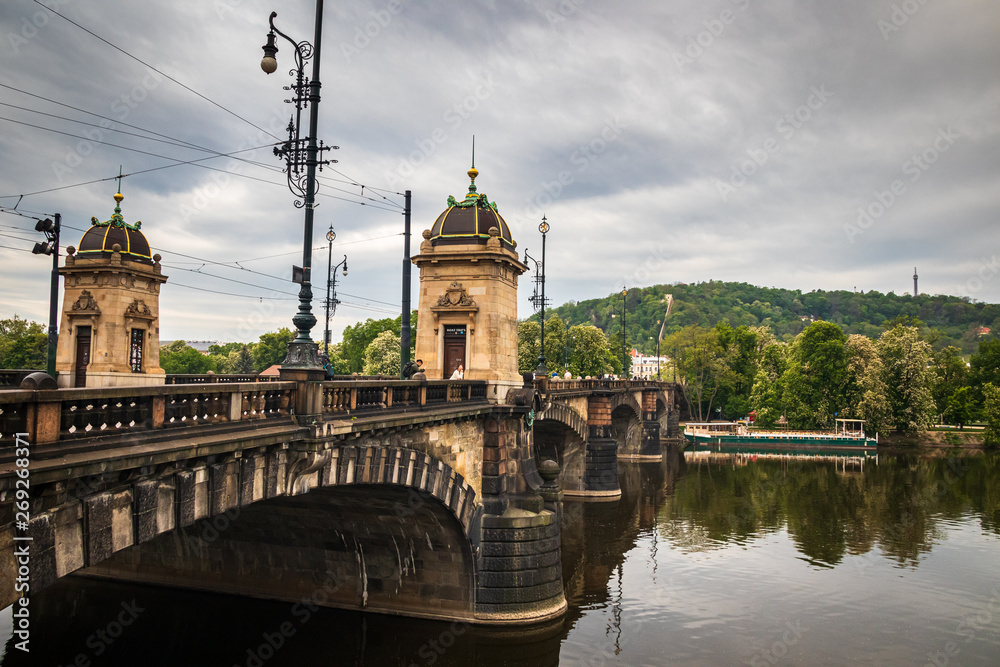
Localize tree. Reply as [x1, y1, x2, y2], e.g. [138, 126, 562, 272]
[983, 383, 1000, 447]
[877, 326, 935, 434]
[932, 346, 969, 417]
[544, 315, 567, 373]
[781, 321, 849, 429]
[666, 325, 729, 421]
[0, 316, 48, 369]
[363, 330, 400, 376]
[566, 324, 615, 378]
[341, 318, 399, 373]
[252, 328, 294, 371]
[159, 340, 218, 375]
[517, 320, 540, 374]
[944, 386, 974, 430]
[715, 322, 766, 420]
[749, 342, 787, 427]
[842, 334, 889, 435]
[325, 343, 351, 375]
[970, 339, 1000, 406]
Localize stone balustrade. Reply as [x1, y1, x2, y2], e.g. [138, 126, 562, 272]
[0, 379, 491, 450]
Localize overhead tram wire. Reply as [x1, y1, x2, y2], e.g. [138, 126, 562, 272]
[24, 4, 408, 209]
[1, 85, 406, 211]
[0, 98, 396, 208]
[0, 144, 269, 200]
[31, 0, 282, 143]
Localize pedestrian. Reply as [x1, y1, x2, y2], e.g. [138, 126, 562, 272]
[449, 364, 464, 380]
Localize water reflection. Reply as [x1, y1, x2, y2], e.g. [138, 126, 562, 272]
[3, 449, 999, 665]
[667, 451, 1000, 568]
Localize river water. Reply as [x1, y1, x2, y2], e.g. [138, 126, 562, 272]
[3, 449, 999, 666]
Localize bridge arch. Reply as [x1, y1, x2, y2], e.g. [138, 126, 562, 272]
[30, 445, 483, 620]
[534, 403, 589, 495]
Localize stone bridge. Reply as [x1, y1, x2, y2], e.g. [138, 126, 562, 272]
[534, 377, 681, 498]
[0, 374, 677, 625]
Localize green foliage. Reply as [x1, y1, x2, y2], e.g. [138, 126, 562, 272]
[325, 344, 352, 375]
[341, 318, 400, 373]
[944, 386, 974, 430]
[842, 334, 890, 434]
[363, 330, 401, 376]
[666, 325, 728, 421]
[782, 321, 849, 429]
[567, 324, 616, 378]
[877, 326, 936, 434]
[970, 339, 1000, 406]
[160, 340, 218, 375]
[548, 281, 999, 356]
[932, 346, 969, 416]
[749, 342, 787, 427]
[517, 320, 541, 374]
[0, 316, 47, 369]
[252, 328, 294, 372]
[983, 383, 1000, 447]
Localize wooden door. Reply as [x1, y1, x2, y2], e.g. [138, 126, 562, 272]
[74, 326, 91, 388]
[443, 325, 466, 378]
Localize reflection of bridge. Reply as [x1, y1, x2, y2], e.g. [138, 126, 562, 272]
[0, 374, 678, 625]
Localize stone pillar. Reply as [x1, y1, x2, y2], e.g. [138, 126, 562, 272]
[583, 393, 621, 497]
[638, 389, 662, 459]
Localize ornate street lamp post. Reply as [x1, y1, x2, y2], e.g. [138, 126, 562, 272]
[261, 4, 335, 368]
[525, 216, 550, 377]
[322, 225, 347, 356]
[620, 287, 627, 378]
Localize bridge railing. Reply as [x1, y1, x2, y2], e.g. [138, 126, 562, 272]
[541, 378, 673, 392]
[0, 381, 296, 448]
[165, 374, 280, 384]
[321, 379, 487, 416]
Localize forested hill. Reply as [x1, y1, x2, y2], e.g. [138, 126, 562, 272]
[547, 281, 1000, 354]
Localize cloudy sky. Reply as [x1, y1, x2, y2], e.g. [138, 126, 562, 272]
[1, 0, 998, 344]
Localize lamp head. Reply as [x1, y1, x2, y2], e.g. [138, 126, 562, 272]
[342, 258, 348, 276]
[261, 31, 278, 74]
[538, 215, 549, 234]
[326, 228, 336, 242]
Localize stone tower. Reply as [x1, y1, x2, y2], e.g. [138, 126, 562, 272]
[55, 192, 168, 388]
[411, 164, 527, 398]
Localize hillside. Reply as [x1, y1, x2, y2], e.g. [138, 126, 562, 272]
[545, 281, 999, 355]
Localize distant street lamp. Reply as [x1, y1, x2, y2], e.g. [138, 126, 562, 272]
[260, 4, 336, 369]
[655, 318, 661, 381]
[525, 215, 550, 377]
[620, 287, 627, 378]
[322, 225, 347, 356]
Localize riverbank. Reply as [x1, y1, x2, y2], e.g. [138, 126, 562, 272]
[880, 429, 990, 449]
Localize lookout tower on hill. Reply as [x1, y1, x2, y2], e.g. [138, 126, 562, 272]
[55, 191, 168, 388]
[411, 163, 527, 397]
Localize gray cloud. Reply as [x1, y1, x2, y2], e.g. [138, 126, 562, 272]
[1, 0, 998, 343]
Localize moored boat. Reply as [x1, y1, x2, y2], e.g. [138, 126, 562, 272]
[684, 418, 878, 450]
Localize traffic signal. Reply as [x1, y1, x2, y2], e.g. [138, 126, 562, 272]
[32, 218, 56, 255]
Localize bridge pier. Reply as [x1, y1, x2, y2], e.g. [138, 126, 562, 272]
[578, 393, 621, 498]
